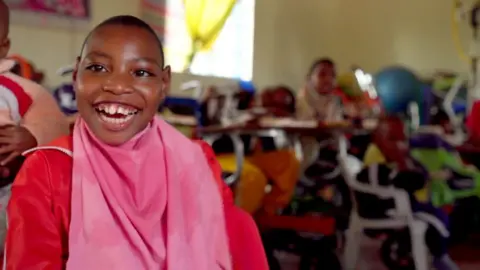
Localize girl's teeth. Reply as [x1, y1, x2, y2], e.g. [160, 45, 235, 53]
[100, 113, 134, 124]
[118, 107, 126, 115]
[97, 104, 137, 115]
[107, 106, 116, 115]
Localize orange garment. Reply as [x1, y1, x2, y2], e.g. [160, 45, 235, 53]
[217, 148, 300, 215]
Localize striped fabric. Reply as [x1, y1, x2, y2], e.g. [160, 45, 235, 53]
[140, 0, 167, 40]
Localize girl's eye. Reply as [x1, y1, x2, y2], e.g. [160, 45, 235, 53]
[133, 70, 154, 77]
[86, 64, 106, 73]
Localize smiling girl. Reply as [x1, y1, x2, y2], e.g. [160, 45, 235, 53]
[3, 15, 267, 270]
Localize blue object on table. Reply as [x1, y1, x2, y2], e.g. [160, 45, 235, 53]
[238, 80, 256, 93]
[161, 96, 200, 109]
[160, 96, 203, 127]
[53, 83, 77, 115]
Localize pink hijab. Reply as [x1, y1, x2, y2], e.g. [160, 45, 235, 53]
[67, 117, 232, 270]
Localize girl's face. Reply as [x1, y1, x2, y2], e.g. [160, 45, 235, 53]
[75, 24, 171, 145]
[310, 63, 336, 93]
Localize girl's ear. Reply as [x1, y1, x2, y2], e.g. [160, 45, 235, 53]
[160, 65, 172, 98]
[73, 57, 80, 82]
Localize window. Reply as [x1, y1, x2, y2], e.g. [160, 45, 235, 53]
[164, 0, 255, 81]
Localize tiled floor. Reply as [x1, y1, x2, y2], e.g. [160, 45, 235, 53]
[278, 236, 480, 269]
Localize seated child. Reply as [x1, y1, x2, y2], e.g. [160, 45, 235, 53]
[4, 15, 267, 270]
[0, 3, 69, 258]
[360, 116, 458, 270]
[210, 86, 300, 215]
[296, 58, 350, 170]
[0, 1, 69, 154]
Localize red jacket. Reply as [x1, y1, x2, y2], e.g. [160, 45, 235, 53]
[4, 136, 268, 270]
[467, 100, 480, 141]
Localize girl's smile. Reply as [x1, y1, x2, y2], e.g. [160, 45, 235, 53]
[94, 102, 139, 132]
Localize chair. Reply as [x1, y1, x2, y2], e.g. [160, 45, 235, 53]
[337, 135, 448, 270]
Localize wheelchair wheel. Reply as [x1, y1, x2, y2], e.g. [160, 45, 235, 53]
[380, 230, 415, 270]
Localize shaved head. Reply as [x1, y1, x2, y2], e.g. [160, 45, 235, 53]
[0, 0, 9, 58]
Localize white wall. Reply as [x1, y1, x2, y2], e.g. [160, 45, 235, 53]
[8, 0, 474, 93]
[253, 0, 474, 90]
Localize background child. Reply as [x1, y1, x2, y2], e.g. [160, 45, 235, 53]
[0, 2, 69, 164]
[0, 1, 69, 260]
[295, 58, 345, 172]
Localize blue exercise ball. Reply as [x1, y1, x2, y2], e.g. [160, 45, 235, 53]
[53, 83, 77, 115]
[375, 66, 421, 114]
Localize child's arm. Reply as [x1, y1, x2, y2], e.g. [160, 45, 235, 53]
[20, 86, 70, 146]
[4, 152, 63, 269]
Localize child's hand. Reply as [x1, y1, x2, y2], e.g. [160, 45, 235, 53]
[0, 125, 37, 166]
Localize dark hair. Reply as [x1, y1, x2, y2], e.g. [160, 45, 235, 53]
[80, 15, 164, 66]
[307, 57, 335, 77]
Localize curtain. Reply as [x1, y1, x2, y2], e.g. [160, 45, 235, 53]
[183, 0, 237, 71]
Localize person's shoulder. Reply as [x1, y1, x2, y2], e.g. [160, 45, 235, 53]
[22, 135, 73, 180]
[1, 72, 49, 98]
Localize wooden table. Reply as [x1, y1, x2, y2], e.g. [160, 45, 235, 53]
[197, 122, 355, 137]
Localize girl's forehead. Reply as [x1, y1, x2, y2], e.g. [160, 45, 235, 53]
[89, 25, 157, 48]
[84, 26, 163, 61]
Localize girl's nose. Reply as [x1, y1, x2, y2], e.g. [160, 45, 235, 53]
[102, 73, 134, 95]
